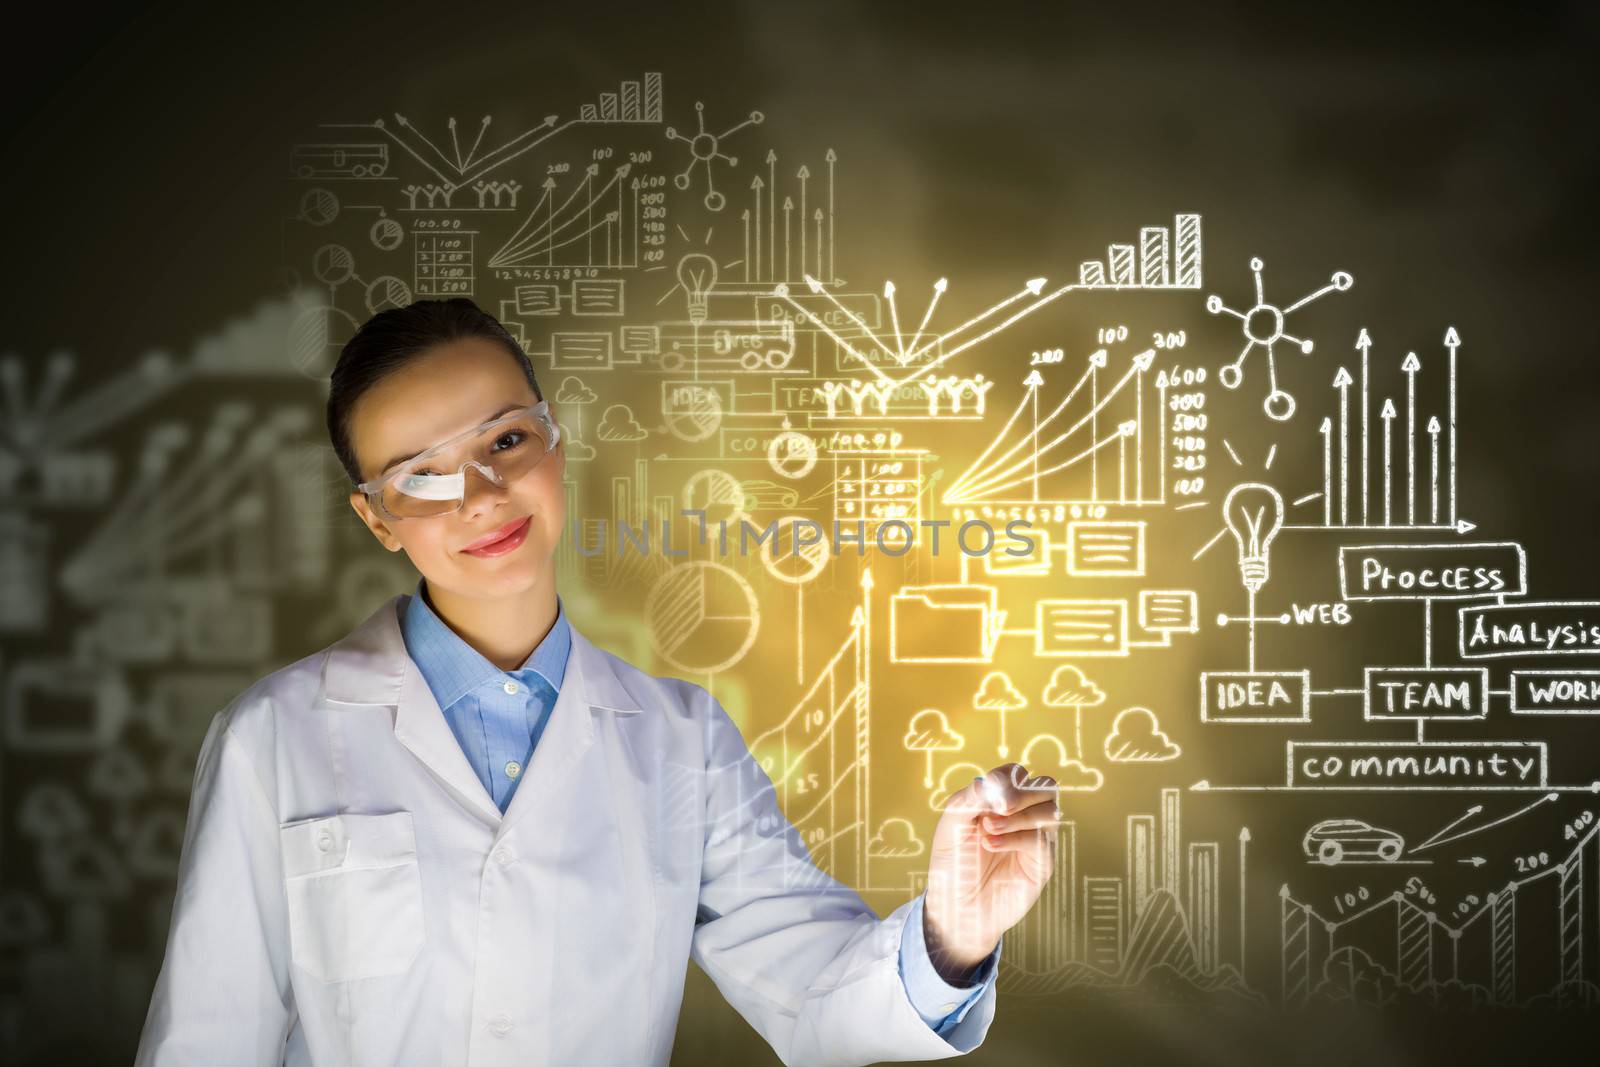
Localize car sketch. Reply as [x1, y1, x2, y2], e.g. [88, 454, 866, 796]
[1303, 818, 1405, 864]
[740, 479, 801, 513]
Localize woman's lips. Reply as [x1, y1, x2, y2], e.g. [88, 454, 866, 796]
[462, 516, 531, 557]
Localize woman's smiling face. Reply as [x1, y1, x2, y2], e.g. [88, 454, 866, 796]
[345, 335, 565, 601]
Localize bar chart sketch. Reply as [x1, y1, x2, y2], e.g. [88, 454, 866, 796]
[1001, 789, 1259, 1005]
[1077, 214, 1202, 290]
[577, 72, 665, 123]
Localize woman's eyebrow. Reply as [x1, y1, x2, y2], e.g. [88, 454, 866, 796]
[377, 402, 527, 476]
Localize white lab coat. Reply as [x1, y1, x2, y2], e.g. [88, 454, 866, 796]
[135, 593, 997, 1066]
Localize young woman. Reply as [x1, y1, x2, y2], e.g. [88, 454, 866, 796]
[134, 298, 1060, 1066]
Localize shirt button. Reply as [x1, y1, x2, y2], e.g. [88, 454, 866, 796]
[940, 1001, 957, 1013]
[493, 847, 515, 866]
[489, 1013, 513, 1037]
[504, 760, 522, 779]
[502, 680, 519, 694]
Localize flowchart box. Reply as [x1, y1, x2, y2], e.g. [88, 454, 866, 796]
[1339, 543, 1526, 601]
[1287, 741, 1547, 789]
[1510, 670, 1600, 714]
[1035, 600, 1127, 657]
[1459, 601, 1600, 659]
[1139, 590, 1198, 634]
[571, 278, 624, 315]
[984, 527, 1050, 576]
[1363, 667, 1489, 721]
[1200, 670, 1310, 723]
[1066, 522, 1144, 576]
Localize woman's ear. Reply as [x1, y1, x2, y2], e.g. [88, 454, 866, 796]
[349, 491, 404, 552]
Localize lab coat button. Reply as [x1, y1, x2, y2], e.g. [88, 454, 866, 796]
[489, 1014, 514, 1037]
[315, 831, 335, 853]
[502, 680, 519, 694]
[493, 847, 515, 866]
[504, 760, 522, 779]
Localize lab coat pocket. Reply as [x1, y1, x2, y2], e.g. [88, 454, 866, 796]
[646, 759, 705, 925]
[278, 811, 425, 983]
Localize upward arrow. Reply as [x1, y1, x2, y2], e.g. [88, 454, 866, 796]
[1381, 398, 1396, 526]
[781, 196, 794, 281]
[1333, 366, 1353, 525]
[797, 165, 809, 278]
[1027, 369, 1043, 500]
[1402, 353, 1420, 525]
[1088, 349, 1107, 501]
[766, 150, 776, 281]
[825, 148, 836, 282]
[751, 176, 764, 281]
[1239, 828, 1251, 971]
[1318, 417, 1334, 526]
[813, 208, 824, 279]
[1444, 326, 1460, 527]
[1356, 329, 1372, 524]
[1427, 415, 1442, 525]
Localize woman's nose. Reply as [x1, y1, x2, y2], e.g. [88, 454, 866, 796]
[458, 462, 508, 515]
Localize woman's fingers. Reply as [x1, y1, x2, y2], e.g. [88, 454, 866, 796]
[943, 765, 1061, 826]
[980, 825, 1053, 855]
[982, 801, 1060, 835]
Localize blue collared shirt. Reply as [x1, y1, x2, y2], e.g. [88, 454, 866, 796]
[898, 893, 999, 1035]
[399, 578, 996, 1032]
[400, 579, 571, 813]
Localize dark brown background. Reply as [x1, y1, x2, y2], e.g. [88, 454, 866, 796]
[3, 2, 1599, 1063]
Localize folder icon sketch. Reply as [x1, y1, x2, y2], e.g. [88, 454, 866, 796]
[890, 584, 1006, 663]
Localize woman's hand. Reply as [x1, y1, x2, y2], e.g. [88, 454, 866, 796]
[922, 763, 1059, 982]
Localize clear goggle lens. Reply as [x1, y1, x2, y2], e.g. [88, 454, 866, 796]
[365, 405, 559, 519]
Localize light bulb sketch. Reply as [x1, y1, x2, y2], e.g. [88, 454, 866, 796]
[666, 101, 763, 211]
[1221, 482, 1284, 594]
[675, 253, 719, 324]
[1206, 257, 1352, 420]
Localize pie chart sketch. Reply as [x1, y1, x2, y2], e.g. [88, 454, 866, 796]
[645, 562, 759, 674]
[663, 384, 723, 442]
[683, 468, 748, 527]
[759, 516, 831, 585]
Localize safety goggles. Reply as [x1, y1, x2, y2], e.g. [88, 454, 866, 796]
[355, 400, 561, 520]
